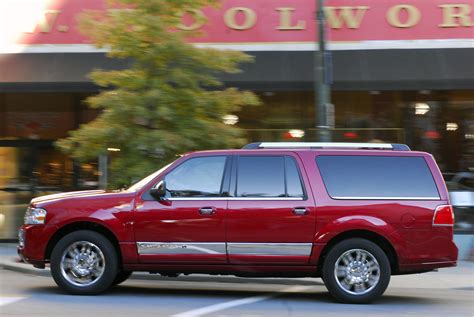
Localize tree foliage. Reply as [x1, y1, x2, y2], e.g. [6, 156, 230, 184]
[57, 0, 259, 187]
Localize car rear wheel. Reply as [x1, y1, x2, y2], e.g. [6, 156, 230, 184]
[50, 230, 118, 295]
[322, 238, 391, 304]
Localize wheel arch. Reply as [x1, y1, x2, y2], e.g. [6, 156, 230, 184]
[44, 221, 122, 264]
[317, 229, 400, 275]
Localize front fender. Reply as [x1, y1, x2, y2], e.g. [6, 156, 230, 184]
[54, 214, 133, 242]
[44, 215, 138, 265]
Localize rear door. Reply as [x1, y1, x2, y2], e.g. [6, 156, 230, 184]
[226, 152, 317, 265]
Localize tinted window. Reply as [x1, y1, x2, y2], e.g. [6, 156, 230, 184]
[286, 156, 305, 198]
[316, 156, 440, 199]
[236, 156, 304, 198]
[165, 156, 227, 197]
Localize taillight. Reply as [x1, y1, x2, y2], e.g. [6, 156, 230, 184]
[433, 205, 454, 227]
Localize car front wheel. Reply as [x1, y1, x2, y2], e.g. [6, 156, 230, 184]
[113, 270, 133, 286]
[50, 230, 118, 295]
[322, 238, 391, 304]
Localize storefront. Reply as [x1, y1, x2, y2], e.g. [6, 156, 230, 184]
[0, 0, 473, 244]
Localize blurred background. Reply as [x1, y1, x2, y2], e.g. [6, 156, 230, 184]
[0, 0, 473, 260]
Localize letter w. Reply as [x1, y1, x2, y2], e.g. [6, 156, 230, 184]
[325, 6, 369, 29]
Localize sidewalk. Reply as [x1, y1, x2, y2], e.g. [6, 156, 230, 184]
[0, 243, 50, 277]
[0, 243, 149, 279]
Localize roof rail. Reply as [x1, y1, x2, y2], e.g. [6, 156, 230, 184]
[242, 142, 411, 151]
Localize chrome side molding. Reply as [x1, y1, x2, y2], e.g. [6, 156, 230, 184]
[137, 242, 313, 256]
[167, 197, 304, 201]
[137, 242, 226, 255]
[332, 196, 440, 200]
[227, 243, 312, 256]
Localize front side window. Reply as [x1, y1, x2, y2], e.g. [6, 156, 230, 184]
[164, 156, 227, 197]
[316, 155, 440, 199]
[236, 155, 304, 198]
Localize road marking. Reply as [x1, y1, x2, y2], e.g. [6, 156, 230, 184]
[0, 297, 25, 307]
[171, 285, 313, 317]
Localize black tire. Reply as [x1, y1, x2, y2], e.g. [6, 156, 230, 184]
[113, 270, 133, 286]
[322, 238, 391, 304]
[50, 230, 119, 295]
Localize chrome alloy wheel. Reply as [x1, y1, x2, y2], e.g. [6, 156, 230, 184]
[334, 248, 381, 295]
[60, 241, 106, 287]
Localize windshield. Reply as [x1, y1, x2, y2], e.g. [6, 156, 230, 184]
[125, 163, 173, 192]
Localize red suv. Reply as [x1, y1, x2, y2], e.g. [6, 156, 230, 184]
[18, 142, 458, 303]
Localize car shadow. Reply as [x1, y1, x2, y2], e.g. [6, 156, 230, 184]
[125, 274, 325, 286]
[280, 291, 441, 305]
[452, 286, 474, 291]
[24, 283, 440, 306]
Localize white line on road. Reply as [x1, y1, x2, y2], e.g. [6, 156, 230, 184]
[171, 285, 313, 317]
[0, 297, 25, 307]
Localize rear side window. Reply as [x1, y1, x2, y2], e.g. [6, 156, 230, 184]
[316, 156, 440, 199]
[286, 156, 305, 198]
[236, 156, 304, 198]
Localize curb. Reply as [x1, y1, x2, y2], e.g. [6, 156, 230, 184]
[0, 260, 51, 277]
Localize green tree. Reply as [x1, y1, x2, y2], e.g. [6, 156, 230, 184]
[57, 0, 259, 187]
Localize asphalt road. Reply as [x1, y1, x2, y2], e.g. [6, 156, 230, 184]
[1, 264, 473, 317]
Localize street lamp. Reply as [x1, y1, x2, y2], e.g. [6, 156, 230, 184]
[314, 0, 332, 142]
[98, 147, 121, 189]
[98, 153, 108, 190]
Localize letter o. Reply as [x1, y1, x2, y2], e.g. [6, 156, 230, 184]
[386, 5, 421, 28]
[177, 9, 206, 31]
[224, 7, 257, 30]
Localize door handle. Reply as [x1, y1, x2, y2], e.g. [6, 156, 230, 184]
[293, 207, 309, 215]
[199, 207, 216, 216]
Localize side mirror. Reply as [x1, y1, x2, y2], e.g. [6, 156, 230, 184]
[150, 180, 166, 200]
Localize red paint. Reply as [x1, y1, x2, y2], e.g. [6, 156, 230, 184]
[2, 0, 473, 46]
[18, 148, 458, 277]
[134, 199, 227, 263]
[17, 224, 58, 264]
[225, 151, 317, 265]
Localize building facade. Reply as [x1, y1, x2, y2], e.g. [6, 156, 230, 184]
[0, 0, 473, 245]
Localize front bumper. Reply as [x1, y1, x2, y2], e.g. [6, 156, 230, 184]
[17, 224, 57, 268]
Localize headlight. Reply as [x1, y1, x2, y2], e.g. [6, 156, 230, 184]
[24, 207, 47, 225]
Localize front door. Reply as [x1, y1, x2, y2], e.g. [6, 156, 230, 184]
[226, 153, 317, 265]
[134, 155, 230, 264]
